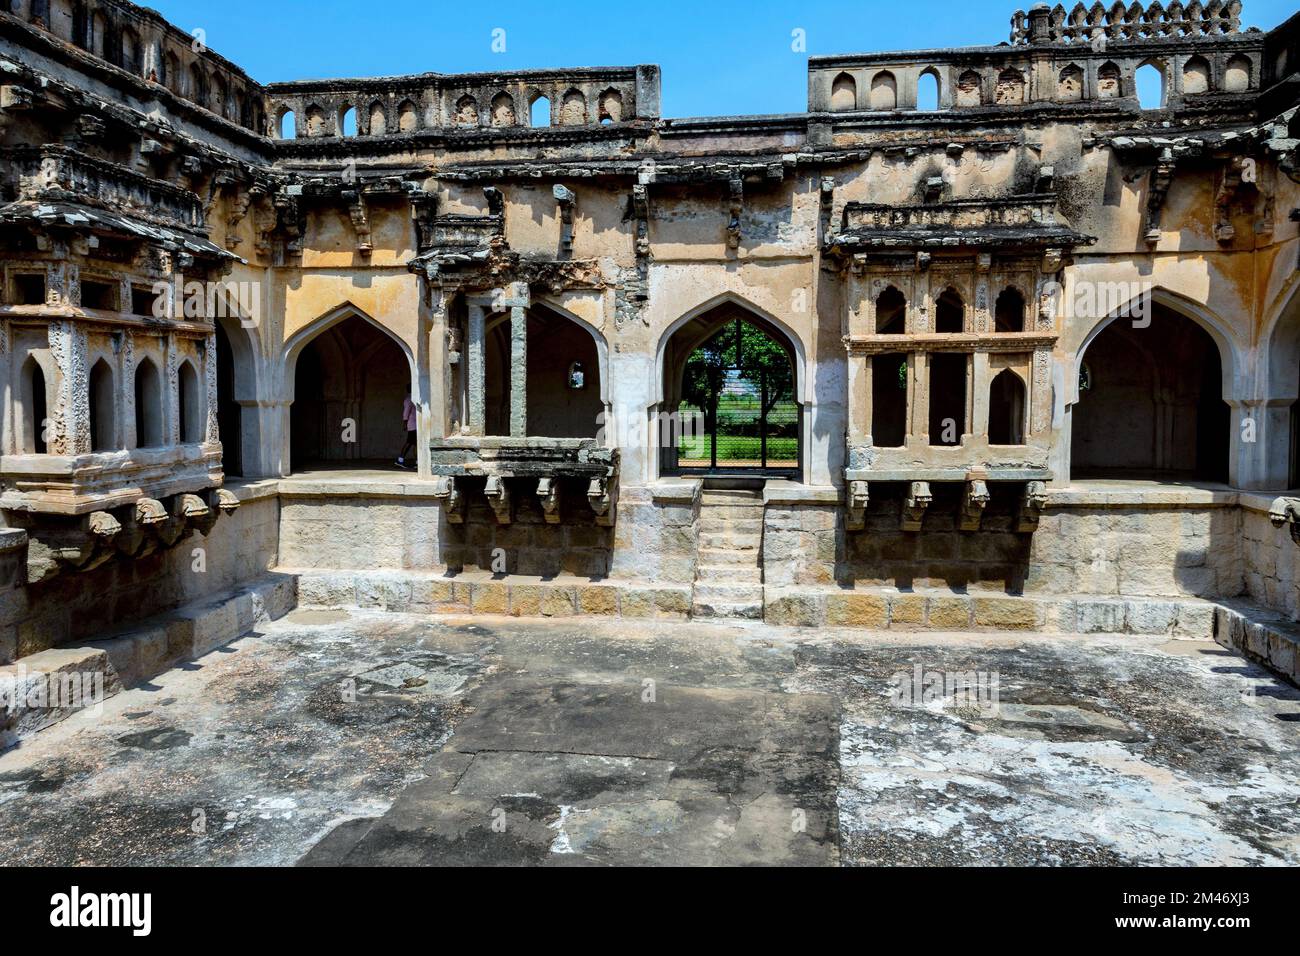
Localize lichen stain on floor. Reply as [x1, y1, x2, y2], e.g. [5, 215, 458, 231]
[0, 611, 1297, 867]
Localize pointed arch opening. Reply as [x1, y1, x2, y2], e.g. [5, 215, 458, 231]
[89, 358, 115, 451]
[134, 357, 163, 448]
[916, 69, 940, 111]
[20, 355, 48, 454]
[935, 286, 965, 334]
[876, 285, 907, 334]
[178, 359, 203, 444]
[660, 300, 802, 478]
[1136, 60, 1165, 110]
[994, 287, 1026, 333]
[287, 310, 413, 473]
[1072, 303, 1229, 482]
[530, 94, 551, 127]
[988, 369, 1027, 446]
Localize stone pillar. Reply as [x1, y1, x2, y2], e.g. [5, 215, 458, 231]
[971, 351, 991, 438]
[506, 282, 530, 439]
[848, 353, 870, 446]
[1244, 399, 1294, 491]
[1031, 347, 1052, 437]
[908, 352, 928, 445]
[165, 334, 180, 446]
[466, 300, 486, 436]
[204, 332, 220, 445]
[48, 320, 90, 455]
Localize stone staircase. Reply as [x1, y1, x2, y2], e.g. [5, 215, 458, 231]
[692, 486, 765, 619]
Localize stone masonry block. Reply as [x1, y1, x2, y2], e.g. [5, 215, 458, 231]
[826, 593, 889, 629]
[973, 597, 1039, 631]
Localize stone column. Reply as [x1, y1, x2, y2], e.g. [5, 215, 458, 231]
[204, 332, 220, 445]
[506, 282, 530, 439]
[165, 334, 180, 446]
[48, 320, 90, 455]
[466, 300, 486, 436]
[971, 351, 991, 438]
[908, 352, 928, 445]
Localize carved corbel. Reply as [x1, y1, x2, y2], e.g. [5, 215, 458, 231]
[587, 476, 617, 527]
[1214, 156, 1258, 244]
[1269, 497, 1300, 545]
[485, 475, 513, 526]
[726, 175, 743, 249]
[536, 478, 563, 525]
[1016, 480, 1048, 533]
[432, 476, 466, 524]
[179, 492, 218, 536]
[0, 85, 35, 111]
[410, 192, 439, 252]
[901, 481, 931, 532]
[553, 185, 576, 257]
[341, 188, 373, 256]
[1144, 147, 1176, 244]
[273, 190, 306, 259]
[225, 184, 253, 251]
[483, 186, 505, 218]
[915, 251, 932, 273]
[115, 498, 169, 558]
[631, 183, 651, 259]
[923, 176, 945, 203]
[960, 480, 990, 532]
[845, 480, 870, 533]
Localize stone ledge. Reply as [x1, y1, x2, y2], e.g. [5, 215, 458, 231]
[293, 569, 691, 621]
[647, 479, 702, 504]
[1214, 599, 1300, 688]
[764, 482, 841, 505]
[764, 586, 1220, 639]
[0, 573, 297, 749]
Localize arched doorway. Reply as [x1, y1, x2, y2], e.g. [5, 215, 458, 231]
[1072, 304, 1229, 482]
[289, 314, 411, 472]
[661, 303, 801, 478]
[480, 304, 605, 439]
[215, 322, 242, 477]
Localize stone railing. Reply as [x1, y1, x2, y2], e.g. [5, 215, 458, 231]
[266, 65, 661, 140]
[841, 195, 1063, 233]
[1011, 1, 1243, 45]
[5, 145, 204, 230]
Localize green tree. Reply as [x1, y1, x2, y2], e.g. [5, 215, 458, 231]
[681, 320, 794, 430]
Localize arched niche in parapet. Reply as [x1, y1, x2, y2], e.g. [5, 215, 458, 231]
[955, 69, 983, 106]
[188, 62, 207, 108]
[120, 25, 141, 75]
[90, 9, 106, 58]
[338, 103, 357, 137]
[212, 73, 230, 119]
[304, 104, 326, 137]
[916, 68, 940, 111]
[491, 91, 516, 127]
[1135, 60, 1166, 110]
[597, 87, 623, 123]
[1058, 63, 1084, 102]
[1182, 54, 1211, 94]
[276, 106, 296, 139]
[397, 99, 418, 132]
[1224, 54, 1252, 93]
[529, 93, 551, 127]
[559, 88, 587, 125]
[368, 100, 387, 135]
[869, 70, 897, 110]
[830, 72, 857, 111]
[994, 67, 1026, 105]
[1096, 61, 1122, 99]
[164, 51, 180, 93]
[454, 94, 479, 126]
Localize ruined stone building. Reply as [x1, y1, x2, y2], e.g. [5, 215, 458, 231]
[3, 0, 1300, 718]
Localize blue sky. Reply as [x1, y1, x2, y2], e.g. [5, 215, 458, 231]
[148, 0, 1297, 118]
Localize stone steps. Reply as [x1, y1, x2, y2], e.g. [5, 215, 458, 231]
[696, 564, 763, 584]
[698, 547, 759, 566]
[692, 487, 766, 620]
[700, 517, 764, 535]
[699, 532, 761, 551]
[692, 581, 765, 620]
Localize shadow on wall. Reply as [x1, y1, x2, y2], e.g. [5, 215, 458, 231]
[838, 483, 1032, 592]
[439, 477, 613, 578]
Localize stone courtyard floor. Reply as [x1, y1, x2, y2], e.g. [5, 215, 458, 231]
[0, 610, 1298, 866]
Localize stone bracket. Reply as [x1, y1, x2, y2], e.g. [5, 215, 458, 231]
[553, 185, 576, 257]
[485, 475, 513, 525]
[960, 480, 990, 532]
[901, 481, 931, 532]
[341, 188, 373, 256]
[727, 175, 743, 249]
[537, 477, 562, 524]
[632, 183, 651, 260]
[1214, 156, 1260, 245]
[1144, 147, 1176, 244]
[432, 475, 466, 524]
[845, 480, 869, 533]
[587, 476, 617, 527]
[410, 191, 440, 252]
[1270, 497, 1300, 545]
[1016, 480, 1048, 533]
